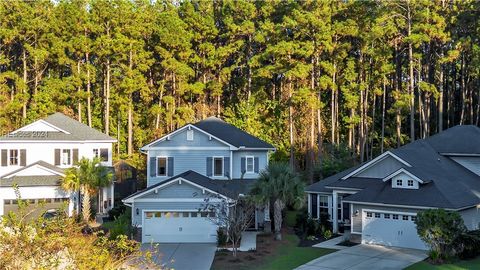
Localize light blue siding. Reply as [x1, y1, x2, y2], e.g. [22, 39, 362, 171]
[150, 128, 227, 148]
[140, 182, 211, 199]
[232, 150, 268, 179]
[147, 149, 231, 186]
[356, 156, 403, 178]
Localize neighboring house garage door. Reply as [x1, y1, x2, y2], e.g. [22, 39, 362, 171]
[362, 210, 427, 250]
[142, 211, 217, 243]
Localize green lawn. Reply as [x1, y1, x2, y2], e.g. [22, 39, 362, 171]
[252, 234, 334, 270]
[406, 257, 480, 270]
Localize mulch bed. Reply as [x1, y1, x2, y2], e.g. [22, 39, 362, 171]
[211, 229, 290, 270]
[337, 240, 359, 247]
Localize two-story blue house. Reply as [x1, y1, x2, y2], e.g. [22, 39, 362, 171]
[122, 117, 275, 243]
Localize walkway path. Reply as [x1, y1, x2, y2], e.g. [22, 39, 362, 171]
[295, 244, 427, 270]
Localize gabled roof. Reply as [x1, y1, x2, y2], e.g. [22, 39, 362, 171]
[306, 125, 480, 210]
[0, 161, 65, 187]
[1, 160, 65, 178]
[0, 113, 116, 142]
[424, 125, 480, 155]
[142, 116, 275, 150]
[0, 175, 63, 187]
[193, 117, 275, 149]
[123, 170, 256, 202]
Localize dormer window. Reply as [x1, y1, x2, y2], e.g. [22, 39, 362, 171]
[396, 179, 403, 186]
[407, 180, 414, 187]
[187, 130, 194, 141]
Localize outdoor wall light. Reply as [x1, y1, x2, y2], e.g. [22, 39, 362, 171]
[354, 210, 359, 216]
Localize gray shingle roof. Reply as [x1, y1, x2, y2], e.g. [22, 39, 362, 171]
[123, 170, 256, 201]
[424, 125, 480, 155]
[0, 113, 116, 142]
[1, 160, 65, 178]
[0, 175, 62, 187]
[193, 117, 275, 149]
[306, 125, 480, 210]
[0, 161, 65, 187]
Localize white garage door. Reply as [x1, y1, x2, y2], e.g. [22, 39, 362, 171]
[142, 211, 217, 243]
[362, 210, 427, 250]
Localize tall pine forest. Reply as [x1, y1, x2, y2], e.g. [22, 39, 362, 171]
[1, 0, 479, 183]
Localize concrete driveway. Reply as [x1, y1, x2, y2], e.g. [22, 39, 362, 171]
[295, 244, 427, 270]
[141, 243, 216, 270]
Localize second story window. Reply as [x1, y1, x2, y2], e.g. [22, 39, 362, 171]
[246, 156, 254, 173]
[213, 157, 223, 177]
[157, 157, 167, 176]
[407, 180, 414, 187]
[61, 149, 71, 166]
[9, 150, 18, 166]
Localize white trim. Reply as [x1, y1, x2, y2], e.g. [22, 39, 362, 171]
[440, 153, 480, 157]
[134, 198, 223, 203]
[230, 151, 233, 179]
[0, 140, 117, 143]
[141, 124, 238, 150]
[382, 168, 424, 184]
[240, 147, 276, 151]
[212, 156, 224, 177]
[343, 201, 438, 210]
[143, 146, 231, 151]
[324, 186, 363, 191]
[2, 165, 65, 178]
[13, 119, 71, 134]
[186, 129, 194, 141]
[245, 156, 254, 173]
[305, 191, 332, 195]
[362, 208, 418, 217]
[341, 151, 411, 180]
[156, 156, 168, 177]
[122, 176, 231, 203]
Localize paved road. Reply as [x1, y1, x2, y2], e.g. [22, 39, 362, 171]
[141, 243, 216, 270]
[295, 244, 427, 270]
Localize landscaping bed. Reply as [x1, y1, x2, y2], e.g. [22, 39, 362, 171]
[406, 256, 480, 270]
[211, 229, 335, 270]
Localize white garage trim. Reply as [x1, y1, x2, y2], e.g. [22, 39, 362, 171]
[361, 209, 427, 250]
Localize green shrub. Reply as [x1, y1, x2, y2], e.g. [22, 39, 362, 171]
[295, 209, 309, 232]
[305, 218, 317, 236]
[108, 205, 126, 220]
[106, 212, 132, 240]
[323, 229, 332, 240]
[416, 209, 466, 262]
[455, 230, 480, 259]
[217, 227, 228, 246]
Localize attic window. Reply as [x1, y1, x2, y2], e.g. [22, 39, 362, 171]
[187, 130, 194, 141]
[396, 179, 403, 186]
[407, 180, 414, 187]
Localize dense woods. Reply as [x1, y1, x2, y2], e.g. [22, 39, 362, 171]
[0, 0, 479, 181]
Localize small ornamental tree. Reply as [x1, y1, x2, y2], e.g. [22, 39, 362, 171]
[201, 195, 255, 257]
[415, 209, 467, 261]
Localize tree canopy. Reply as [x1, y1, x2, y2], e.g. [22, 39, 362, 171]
[1, 0, 479, 182]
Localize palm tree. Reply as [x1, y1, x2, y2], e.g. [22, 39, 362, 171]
[62, 157, 113, 222]
[251, 162, 305, 240]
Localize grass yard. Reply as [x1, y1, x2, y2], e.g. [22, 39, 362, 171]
[406, 257, 480, 270]
[211, 230, 335, 270]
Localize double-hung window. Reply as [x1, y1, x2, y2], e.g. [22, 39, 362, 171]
[9, 150, 18, 166]
[61, 149, 71, 166]
[319, 195, 329, 213]
[213, 157, 223, 177]
[246, 156, 254, 173]
[157, 157, 167, 176]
